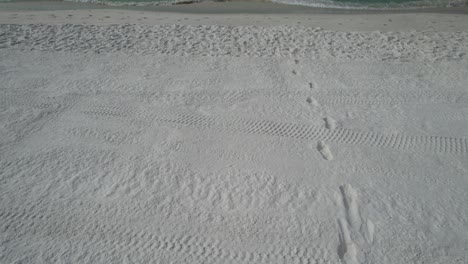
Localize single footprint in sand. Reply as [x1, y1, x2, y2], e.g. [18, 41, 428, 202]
[292, 70, 297, 75]
[306, 96, 320, 107]
[324, 116, 337, 130]
[338, 217, 359, 264]
[317, 140, 333, 160]
[336, 184, 375, 264]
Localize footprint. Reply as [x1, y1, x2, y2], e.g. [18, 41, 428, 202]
[306, 96, 320, 107]
[338, 218, 359, 264]
[324, 116, 337, 130]
[363, 219, 375, 244]
[336, 184, 375, 264]
[309, 82, 314, 89]
[292, 70, 297, 75]
[294, 59, 299, 65]
[340, 184, 361, 228]
[317, 141, 333, 161]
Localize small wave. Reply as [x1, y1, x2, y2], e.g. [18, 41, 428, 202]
[272, 0, 468, 9]
[63, 0, 189, 7]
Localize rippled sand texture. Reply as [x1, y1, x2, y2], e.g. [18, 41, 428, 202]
[1, 24, 468, 61]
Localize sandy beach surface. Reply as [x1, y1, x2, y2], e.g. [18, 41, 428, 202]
[1, 1, 468, 264]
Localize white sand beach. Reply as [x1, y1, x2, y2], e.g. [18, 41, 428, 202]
[1, 1, 468, 263]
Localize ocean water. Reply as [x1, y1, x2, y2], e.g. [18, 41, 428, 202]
[0, 0, 466, 8]
[32, 0, 468, 9]
[62, 0, 173, 6]
[272, 0, 467, 9]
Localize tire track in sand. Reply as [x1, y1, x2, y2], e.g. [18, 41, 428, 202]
[0, 206, 326, 264]
[78, 105, 468, 155]
[153, 112, 468, 155]
[314, 90, 467, 105]
[0, 93, 83, 110]
[65, 127, 142, 145]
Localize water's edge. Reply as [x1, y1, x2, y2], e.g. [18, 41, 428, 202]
[1, 0, 467, 13]
[60, 0, 467, 10]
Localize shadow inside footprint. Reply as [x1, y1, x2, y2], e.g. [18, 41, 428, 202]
[337, 221, 347, 260]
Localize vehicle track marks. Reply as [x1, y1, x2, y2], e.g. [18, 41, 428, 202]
[153, 112, 468, 155]
[0, 93, 83, 110]
[78, 106, 468, 155]
[66, 127, 141, 145]
[315, 90, 467, 105]
[0, 207, 326, 264]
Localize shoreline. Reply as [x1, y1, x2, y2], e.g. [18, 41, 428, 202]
[1, 0, 468, 14]
[1, 1, 467, 31]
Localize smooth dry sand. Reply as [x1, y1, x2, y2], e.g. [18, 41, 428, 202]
[1, 2, 468, 264]
[1, 1, 468, 31]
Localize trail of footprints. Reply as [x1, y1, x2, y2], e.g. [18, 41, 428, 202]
[291, 59, 467, 156]
[293, 59, 335, 160]
[336, 184, 375, 264]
